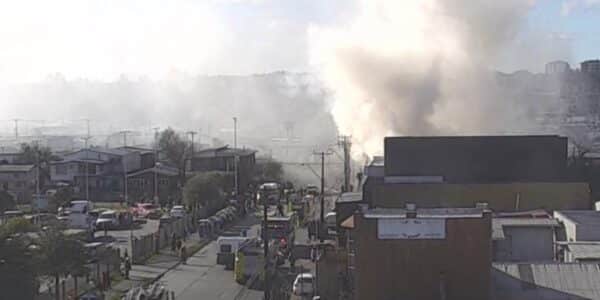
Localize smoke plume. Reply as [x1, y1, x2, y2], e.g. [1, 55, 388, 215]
[309, 0, 565, 156]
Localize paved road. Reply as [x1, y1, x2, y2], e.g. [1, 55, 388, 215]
[158, 214, 263, 300]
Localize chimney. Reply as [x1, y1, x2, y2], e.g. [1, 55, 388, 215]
[406, 203, 417, 218]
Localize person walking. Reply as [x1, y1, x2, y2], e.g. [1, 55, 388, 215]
[180, 244, 187, 264]
[124, 255, 131, 279]
[170, 232, 177, 252]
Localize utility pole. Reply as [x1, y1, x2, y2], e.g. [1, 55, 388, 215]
[34, 140, 40, 217]
[186, 131, 197, 156]
[82, 136, 92, 201]
[338, 135, 352, 192]
[153, 127, 160, 204]
[313, 150, 333, 242]
[13, 118, 20, 141]
[119, 130, 132, 203]
[263, 199, 270, 300]
[233, 117, 238, 196]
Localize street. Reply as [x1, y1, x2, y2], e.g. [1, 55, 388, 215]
[157, 214, 263, 300]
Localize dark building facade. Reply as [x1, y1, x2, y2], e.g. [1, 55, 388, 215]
[188, 146, 256, 194]
[348, 208, 492, 300]
[384, 135, 567, 183]
[348, 206, 492, 300]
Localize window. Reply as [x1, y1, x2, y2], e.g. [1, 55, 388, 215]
[55, 164, 67, 175]
[159, 178, 169, 186]
[220, 244, 232, 253]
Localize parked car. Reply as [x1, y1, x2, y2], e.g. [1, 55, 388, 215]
[159, 215, 174, 227]
[170, 205, 186, 218]
[132, 203, 161, 219]
[96, 210, 119, 230]
[293, 273, 315, 296]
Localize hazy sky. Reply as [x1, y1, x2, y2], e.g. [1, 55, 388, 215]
[0, 0, 598, 83]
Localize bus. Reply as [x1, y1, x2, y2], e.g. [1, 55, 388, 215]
[262, 212, 297, 247]
[258, 182, 281, 205]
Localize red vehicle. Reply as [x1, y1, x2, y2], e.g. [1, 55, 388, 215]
[131, 203, 161, 219]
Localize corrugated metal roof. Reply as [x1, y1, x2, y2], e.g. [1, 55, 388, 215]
[0, 164, 34, 172]
[494, 218, 559, 227]
[555, 210, 600, 226]
[567, 243, 600, 260]
[337, 192, 362, 203]
[492, 218, 559, 240]
[493, 263, 600, 299]
[363, 207, 484, 219]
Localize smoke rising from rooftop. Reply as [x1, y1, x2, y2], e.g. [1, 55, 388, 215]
[310, 0, 568, 156]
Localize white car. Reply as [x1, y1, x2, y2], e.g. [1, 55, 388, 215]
[170, 205, 186, 218]
[95, 210, 119, 230]
[292, 273, 314, 296]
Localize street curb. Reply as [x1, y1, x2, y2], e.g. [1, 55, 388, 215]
[150, 238, 212, 284]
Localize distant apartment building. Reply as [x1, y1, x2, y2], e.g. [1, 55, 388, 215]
[581, 59, 600, 74]
[546, 60, 571, 74]
[0, 164, 36, 204]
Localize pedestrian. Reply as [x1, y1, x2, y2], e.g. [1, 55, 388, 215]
[124, 256, 131, 279]
[170, 233, 177, 252]
[310, 245, 317, 262]
[180, 244, 187, 264]
[176, 237, 182, 251]
[183, 227, 187, 241]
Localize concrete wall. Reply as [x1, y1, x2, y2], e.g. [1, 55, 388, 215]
[493, 227, 555, 262]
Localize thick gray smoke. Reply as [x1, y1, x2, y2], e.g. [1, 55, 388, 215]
[309, 0, 571, 156]
[0, 72, 338, 158]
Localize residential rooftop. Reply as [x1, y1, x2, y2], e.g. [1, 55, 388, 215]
[194, 146, 256, 158]
[336, 192, 363, 203]
[555, 210, 600, 226]
[492, 218, 560, 240]
[0, 164, 35, 172]
[361, 206, 486, 219]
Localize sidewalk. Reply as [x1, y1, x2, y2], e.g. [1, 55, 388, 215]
[104, 233, 208, 300]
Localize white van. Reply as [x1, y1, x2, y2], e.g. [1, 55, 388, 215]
[68, 200, 94, 229]
[216, 236, 252, 269]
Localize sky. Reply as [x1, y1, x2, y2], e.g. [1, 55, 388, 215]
[0, 0, 598, 83]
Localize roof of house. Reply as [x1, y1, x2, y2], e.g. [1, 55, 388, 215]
[117, 146, 154, 155]
[494, 209, 551, 218]
[336, 192, 363, 203]
[564, 243, 600, 260]
[492, 218, 560, 240]
[65, 147, 130, 157]
[0, 164, 35, 172]
[50, 157, 106, 165]
[554, 210, 600, 226]
[341, 216, 355, 229]
[127, 166, 179, 177]
[493, 263, 600, 299]
[362, 207, 485, 219]
[193, 146, 256, 158]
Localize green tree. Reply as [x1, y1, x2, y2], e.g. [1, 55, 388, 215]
[49, 186, 74, 212]
[0, 217, 37, 237]
[183, 172, 230, 214]
[16, 142, 58, 187]
[0, 189, 16, 213]
[0, 233, 39, 299]
[158, 128, 188, 191]
[254, 159, 284, 182]
[38, 228, 88, 300]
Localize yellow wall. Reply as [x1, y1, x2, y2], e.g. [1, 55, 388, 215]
[372, 182, 591, 212]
